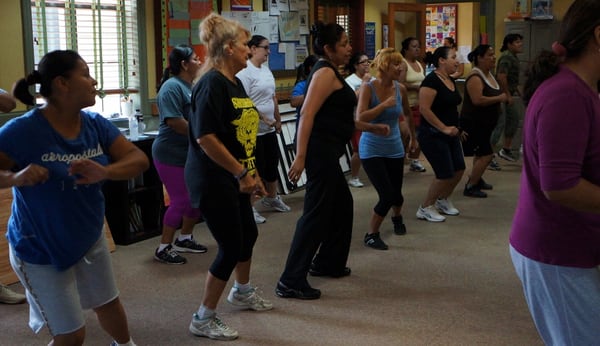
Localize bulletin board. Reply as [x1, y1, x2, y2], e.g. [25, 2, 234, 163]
[160, 0, 217, 71]
[425, 3, 457, 50]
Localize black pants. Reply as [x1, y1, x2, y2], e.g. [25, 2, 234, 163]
[279, 140, 353, 288]
[199, 174, 258, 281]
[361, 156, 405, 217]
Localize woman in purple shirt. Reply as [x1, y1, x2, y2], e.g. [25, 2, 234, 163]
[509, 0, 600, 344]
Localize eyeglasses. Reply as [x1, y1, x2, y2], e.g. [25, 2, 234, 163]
[256, 45, 270, 50]
[358, 59, 370, 65]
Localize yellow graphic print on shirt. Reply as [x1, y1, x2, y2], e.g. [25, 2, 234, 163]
[231, 97, 259, 174]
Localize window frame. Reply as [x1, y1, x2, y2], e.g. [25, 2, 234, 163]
[20, 0, 150, 116]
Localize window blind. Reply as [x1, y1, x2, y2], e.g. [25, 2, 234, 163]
[316, 0, 352, 43]
[30, 0, 140, 116]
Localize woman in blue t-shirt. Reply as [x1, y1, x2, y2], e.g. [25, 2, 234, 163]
[1, 50, 148, 346]
[152, 45, 206, 265]
[290, 54, 318, 145]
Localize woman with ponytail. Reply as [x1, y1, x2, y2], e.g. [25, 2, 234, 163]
[152, 44, 206, 265]
[1, 50, 147, 345]
[277, 22, 387, 299]
[185, 13, 271, 341]
[509, 0, 600, 344]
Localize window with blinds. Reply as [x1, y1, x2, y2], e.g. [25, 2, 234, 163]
[316, 1, 352, 43]
[28, 0, 139, 117]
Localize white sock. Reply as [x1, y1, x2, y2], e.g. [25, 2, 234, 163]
[197, 305, 215, 320]
[113, 340, 136, 346]
[178, 234, 192, 241]
[233, 281, 252, 294]
[157, 243, 169, 252]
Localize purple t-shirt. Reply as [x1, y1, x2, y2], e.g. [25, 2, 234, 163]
[509, 66, 600, 268]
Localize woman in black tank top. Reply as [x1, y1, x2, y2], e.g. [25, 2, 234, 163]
[278, 22, 386, 300]
[460, 45, 508, 198]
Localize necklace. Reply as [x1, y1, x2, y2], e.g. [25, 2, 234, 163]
[434, 71, 448, 81]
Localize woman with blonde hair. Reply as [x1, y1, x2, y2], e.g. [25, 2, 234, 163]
[357, 47, 413, 250]
[185, 13, 272, 340]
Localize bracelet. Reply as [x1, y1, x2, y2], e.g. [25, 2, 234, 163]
[234, 167, 248, 181]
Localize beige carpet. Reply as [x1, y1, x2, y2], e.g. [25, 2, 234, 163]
[0, 158, 542, 346]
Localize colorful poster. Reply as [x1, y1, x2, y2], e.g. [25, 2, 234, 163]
[425, 3, 457, 50]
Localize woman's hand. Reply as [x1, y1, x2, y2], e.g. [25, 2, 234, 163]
[13, 164, 49, 187]
[69, 159, 107, 185]
[369, 123, 391, 137]
[288, 156, 305, 184]
[408, 137, 418, 153]
[442, 126, 461, 137]
[381, 95, 397, 109]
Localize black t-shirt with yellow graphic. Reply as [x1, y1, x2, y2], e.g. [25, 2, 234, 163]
[186, 69, 259, 205]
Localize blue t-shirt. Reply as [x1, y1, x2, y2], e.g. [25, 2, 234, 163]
[0, 109, 120, 270]
[359, 81, 404, 159]
[291, 80, 307, 119]
[152, 76, 192, 166]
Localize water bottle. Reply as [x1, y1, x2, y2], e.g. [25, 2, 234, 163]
[128, 113, 139, 141]
[425, 63, 435, 76]
[135, 109, 145, 134]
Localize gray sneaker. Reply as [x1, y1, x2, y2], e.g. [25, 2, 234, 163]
[435, 198, 460, 216]
[416, 205, 446, 222]
[409, 160, 426, 172]
[261, 195, 291, 212]
[227, 286, 273, 311]
[189, 313, 238, 340]
[0, 284, 26, 304]
[488, 157, 502, 171]
[253, 207, 266, 224]
[173, 237, 208, 253]
[498, 148, 518, 162]
[154, 244, 186, 264]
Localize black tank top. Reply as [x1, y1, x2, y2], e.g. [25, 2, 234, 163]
[460, 72, 503, 128]
[305, 59, 356, 152]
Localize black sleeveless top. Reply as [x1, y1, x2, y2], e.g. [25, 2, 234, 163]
[304, 59, 356, 154]
[460, 72, 503, 128]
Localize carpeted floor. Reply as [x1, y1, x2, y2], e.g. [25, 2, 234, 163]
[0, 158, 542, 346]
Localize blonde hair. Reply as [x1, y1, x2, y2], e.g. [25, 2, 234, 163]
[372, 48, 403, 78]
[198, 13, 250, 75]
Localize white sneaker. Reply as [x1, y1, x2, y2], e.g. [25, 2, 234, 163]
[409, 160, 426, 172]
[189, 313, 238, 340]
[348, 177, 364, 188]
[261, 195, 291, 212]
[253, 207, 266, 224]
[0, 284, 26, 304]
[416, 205, 446, 222]
[435, 198, 460, 216]
[227, 286, 273, 311]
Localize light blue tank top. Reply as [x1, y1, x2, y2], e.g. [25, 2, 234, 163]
[359, 80, 405, 159]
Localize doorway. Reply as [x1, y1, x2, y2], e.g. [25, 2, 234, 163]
[387, 3, 426, 52]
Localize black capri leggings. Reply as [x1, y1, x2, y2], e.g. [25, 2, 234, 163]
[255, 131, 280, 182]
[198, 175, 258, 281]
[361, 156, 405, 217]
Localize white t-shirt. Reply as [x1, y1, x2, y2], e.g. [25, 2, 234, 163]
[236, 61, 277, 135]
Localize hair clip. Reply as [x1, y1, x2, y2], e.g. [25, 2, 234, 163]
[551, 41, 567, 57]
